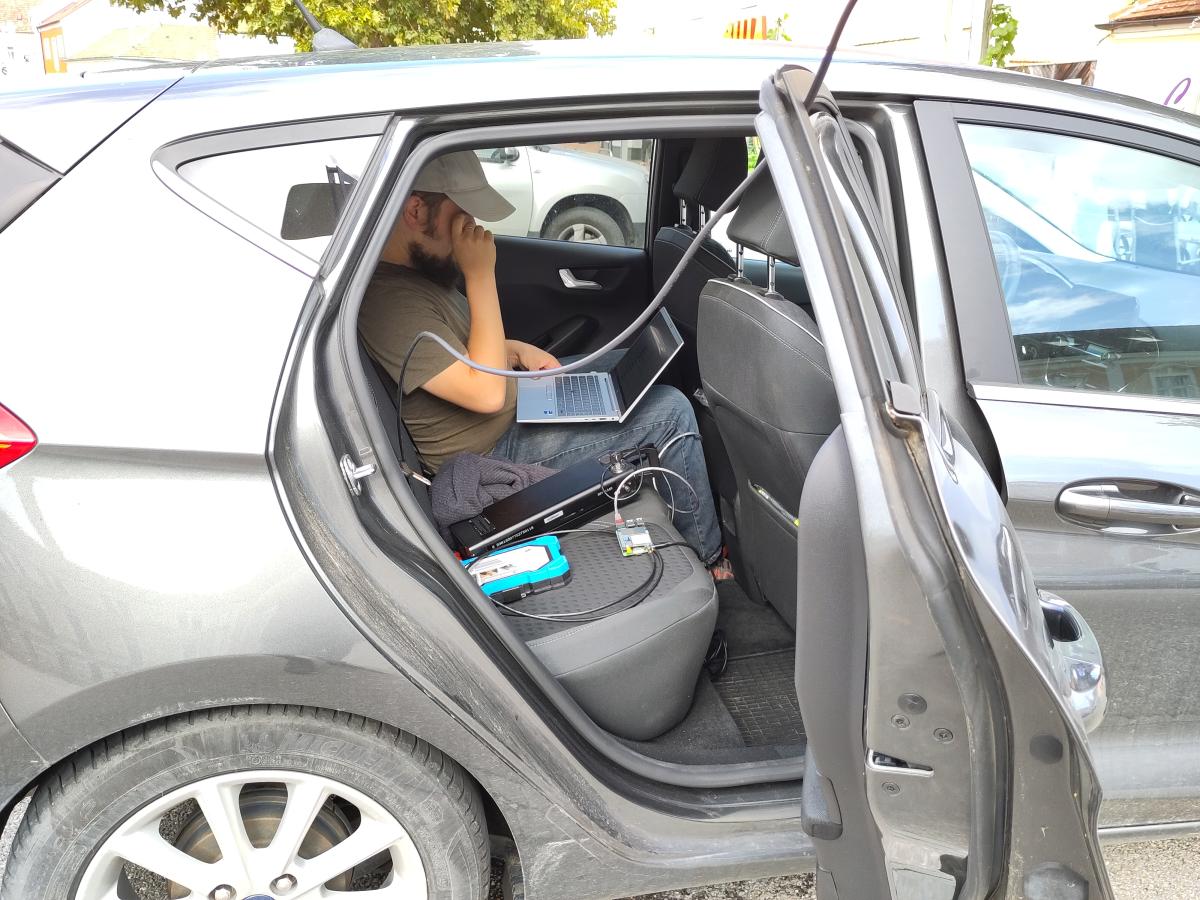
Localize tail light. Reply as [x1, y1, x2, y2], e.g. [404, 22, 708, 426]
[0, 403, 36, 469]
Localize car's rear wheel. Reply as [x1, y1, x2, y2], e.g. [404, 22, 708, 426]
[544, 206, 624, 245]
[2, 707, 490, 900]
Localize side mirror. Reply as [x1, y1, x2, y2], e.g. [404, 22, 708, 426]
[491, 147, 520, 165]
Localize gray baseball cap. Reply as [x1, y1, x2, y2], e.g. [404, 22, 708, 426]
[413, 150, 515, 222]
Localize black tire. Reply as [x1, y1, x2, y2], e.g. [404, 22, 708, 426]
[2, 706, 490, 900]
[543, 206, 625, 245]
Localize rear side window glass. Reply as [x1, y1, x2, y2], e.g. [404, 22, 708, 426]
[178, 135, 380, 260]
[473, 140, 654, 247]
[0, 140, 59, 233]
[962, 124, 1200, 399]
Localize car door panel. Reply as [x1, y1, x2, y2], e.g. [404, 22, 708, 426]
[917, 99, 1200, 827]
[761, 66, 1112, 898]
[493, 234, 649, 354]
[972, 390, 1200, 826]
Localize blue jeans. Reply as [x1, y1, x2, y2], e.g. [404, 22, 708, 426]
[488, 384, 722, 564]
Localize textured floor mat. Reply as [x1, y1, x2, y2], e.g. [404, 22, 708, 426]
[715, 579, 794, 656]
[713, 651, 805, 747]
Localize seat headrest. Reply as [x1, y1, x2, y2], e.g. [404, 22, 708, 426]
[672, 137, 748, 211]
[725, 166, 799, 266]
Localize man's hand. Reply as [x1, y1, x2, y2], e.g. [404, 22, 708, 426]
[450, 213, 496, 284]
[507, 340, 560, 372]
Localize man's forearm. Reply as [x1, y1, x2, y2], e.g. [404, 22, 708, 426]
[463, 272, 507, 388]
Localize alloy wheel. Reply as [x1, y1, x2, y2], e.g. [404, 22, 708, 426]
[555, 222, 609, 244]
[75, 770, 427, 899]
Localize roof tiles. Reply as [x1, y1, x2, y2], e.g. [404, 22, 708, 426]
[0, 0, 38, 30]
[1108, 0, 1200, 24]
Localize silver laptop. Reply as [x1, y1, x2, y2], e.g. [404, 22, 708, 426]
[516, 309, 684, 424]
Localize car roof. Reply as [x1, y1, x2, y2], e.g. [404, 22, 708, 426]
[9, 40, 1199, 155]
[0, 66, 189, 172]
[157, 40, 1200, 142]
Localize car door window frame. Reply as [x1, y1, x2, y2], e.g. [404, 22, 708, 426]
[320, 108, 815, 793]
[153, 114, 391, 277]
[917, 100, 1200, 413]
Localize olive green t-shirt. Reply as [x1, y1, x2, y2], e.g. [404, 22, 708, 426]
[358, 263, 516, 474]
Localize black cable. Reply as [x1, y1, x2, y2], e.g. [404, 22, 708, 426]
[488, 539, 665, 623]
[804, 0, 860, 109]
[650, 540, 692, 552]
[726, 647, 795, 662]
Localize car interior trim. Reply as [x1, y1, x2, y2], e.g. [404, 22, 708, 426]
[322, 110, 807, 790]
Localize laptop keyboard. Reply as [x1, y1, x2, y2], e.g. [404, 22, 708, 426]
[556, 374, 607, 417]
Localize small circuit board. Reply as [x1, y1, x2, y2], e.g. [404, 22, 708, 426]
[615, 518, 654, 556]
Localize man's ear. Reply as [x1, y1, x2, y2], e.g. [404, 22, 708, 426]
[401, 193, 425, 230]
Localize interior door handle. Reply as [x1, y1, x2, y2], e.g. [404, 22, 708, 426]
[559, 268, 601, 290]
[1058, 483, 1200, 529]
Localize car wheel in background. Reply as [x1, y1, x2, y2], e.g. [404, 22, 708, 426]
[1, 706, 490, 900]
[544, 206, 625, 245]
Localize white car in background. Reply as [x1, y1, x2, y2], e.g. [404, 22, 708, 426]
[476, 144, 650, 245]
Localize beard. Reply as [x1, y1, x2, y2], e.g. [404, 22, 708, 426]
[408, 242, 461, 290]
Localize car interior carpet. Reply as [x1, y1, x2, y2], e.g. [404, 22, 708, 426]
[714, 578, 796, 657]
[714, 649, 806, 749]
[620, 578, 806, 761]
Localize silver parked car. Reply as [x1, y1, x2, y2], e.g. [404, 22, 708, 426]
[3, 39, 1198, 900]
[477, 144, 651, 245]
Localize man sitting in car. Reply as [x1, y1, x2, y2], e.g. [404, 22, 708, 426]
[359, 150, 724, 569]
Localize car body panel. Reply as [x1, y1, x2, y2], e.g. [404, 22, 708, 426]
[0, 98, 317, 457]
[0, 700, 41, 813]
[0, 68, 189, 172]
[973, 390, 1200, 826]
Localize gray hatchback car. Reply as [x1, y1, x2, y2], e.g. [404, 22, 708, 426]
[4, 40, 1198, 900]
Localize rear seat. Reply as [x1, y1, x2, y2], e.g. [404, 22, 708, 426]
[359, 341, 718, 740]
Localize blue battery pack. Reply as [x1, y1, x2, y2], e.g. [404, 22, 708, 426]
[462, 535, 572, 603]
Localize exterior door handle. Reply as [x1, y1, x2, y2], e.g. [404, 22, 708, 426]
[1058, 482, 1200, 530]
[559, 268, 601, 290]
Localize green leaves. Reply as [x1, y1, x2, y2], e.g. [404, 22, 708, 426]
[983, 2, 1018, 68]
[112, 0, 616, 49]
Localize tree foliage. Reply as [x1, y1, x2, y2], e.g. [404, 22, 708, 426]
[765, 13, 790, 42]
[114, 0, 617, 51]
[982, 2, 1018, 68]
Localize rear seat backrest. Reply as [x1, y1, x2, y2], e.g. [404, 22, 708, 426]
[651, 137, 748, 393]
[358, 340, 434, 517]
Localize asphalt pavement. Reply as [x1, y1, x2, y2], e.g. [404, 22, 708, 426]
[1, 794, 1197, 898]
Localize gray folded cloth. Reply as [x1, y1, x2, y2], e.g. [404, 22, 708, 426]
[431, 452, 556, 531]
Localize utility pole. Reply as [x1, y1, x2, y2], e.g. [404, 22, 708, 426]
[971, 0, 994, 65]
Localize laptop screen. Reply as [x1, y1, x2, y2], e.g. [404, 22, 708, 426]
[612, 309, 684, 409]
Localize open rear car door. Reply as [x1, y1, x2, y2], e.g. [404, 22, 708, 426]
[757, 67, 1115, 900]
